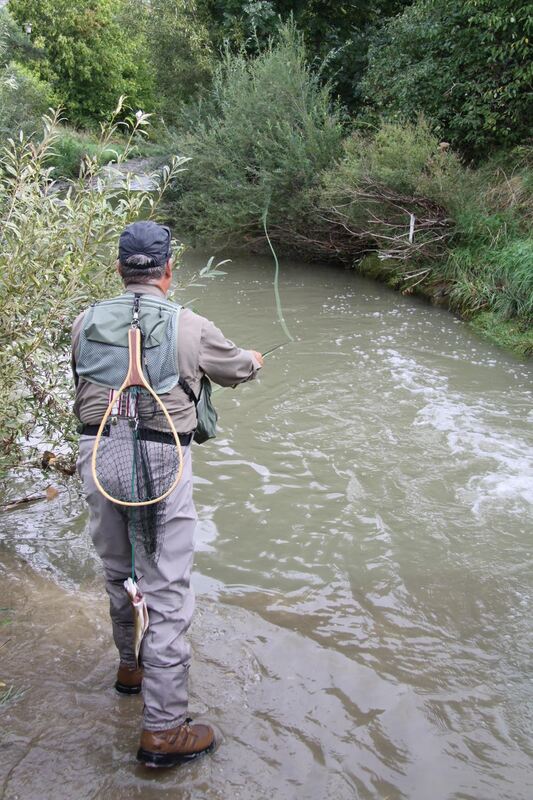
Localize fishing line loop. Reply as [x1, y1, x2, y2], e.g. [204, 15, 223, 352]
[262, 202, 294, 343]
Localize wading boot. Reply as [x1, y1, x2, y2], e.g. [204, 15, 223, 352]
[137, 719, 215, 768]
[115, 663, 143, 695]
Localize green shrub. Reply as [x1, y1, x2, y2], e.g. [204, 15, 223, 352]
[0, 61, 56, 138]
[170, 21, 344, 243]
[0, 107, 186, 473]
[48, 127, 129, 178]
[317, 118, 463, 262]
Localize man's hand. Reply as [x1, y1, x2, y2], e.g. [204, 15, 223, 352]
[251, 350, 264, 367]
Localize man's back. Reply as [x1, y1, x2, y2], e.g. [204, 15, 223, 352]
[72, 282, 261, 433]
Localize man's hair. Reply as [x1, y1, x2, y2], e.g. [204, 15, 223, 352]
[119, 254, 167, 285]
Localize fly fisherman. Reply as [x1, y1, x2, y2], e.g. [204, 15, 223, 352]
[72, 221, 263, 767]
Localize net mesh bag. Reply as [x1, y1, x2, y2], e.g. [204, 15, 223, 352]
[94, 386, 181, 562]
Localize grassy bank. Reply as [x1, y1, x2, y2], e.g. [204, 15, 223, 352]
[47, 126, 170, 179]
[340, 142, 533, 355]
[167, 26, 532, 357]
[334, 149, 532, 356]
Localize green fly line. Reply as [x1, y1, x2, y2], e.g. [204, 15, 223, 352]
[262, 202, 294, 343]
[211, 203, 294, 397]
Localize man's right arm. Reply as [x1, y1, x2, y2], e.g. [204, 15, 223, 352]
[198, 319, 262, 387]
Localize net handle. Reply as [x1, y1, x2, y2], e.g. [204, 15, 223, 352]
[90, 328, 184, 507]
[125, 328, 149, 389]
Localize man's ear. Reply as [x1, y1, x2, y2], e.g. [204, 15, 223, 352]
[165, 259, 172, 279]
[115, 259, 123, 277]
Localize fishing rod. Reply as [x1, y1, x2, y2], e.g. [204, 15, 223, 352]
[262, 342, 285, 358]
[212, 343, 285, 395]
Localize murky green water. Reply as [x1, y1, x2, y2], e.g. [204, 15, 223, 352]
[1, 253, 532, 799]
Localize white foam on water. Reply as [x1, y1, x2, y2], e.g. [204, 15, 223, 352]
[382, 349, 533, 519]
[468, 472, 533, 515]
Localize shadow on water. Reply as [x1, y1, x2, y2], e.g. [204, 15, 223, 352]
[1, 252, 532, 799]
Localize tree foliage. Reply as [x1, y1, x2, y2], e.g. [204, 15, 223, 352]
[198, 0, 410, 110]
[0, 60, 57, 138]
[143, 0, 214, 124]
[0, 11, 57, 138]
[8, 0, 154, 125]
[115, 0, 214, 128]
[363, 0, 533, 160]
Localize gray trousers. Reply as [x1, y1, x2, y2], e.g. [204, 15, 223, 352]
[77, 436, 197, 731]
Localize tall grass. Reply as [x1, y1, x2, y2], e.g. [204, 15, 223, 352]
[443, 149, 533, 335]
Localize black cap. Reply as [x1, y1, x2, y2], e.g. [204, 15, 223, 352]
[118, 221, 172, 267]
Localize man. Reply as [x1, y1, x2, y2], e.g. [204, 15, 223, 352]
[72, 221, 263, 768]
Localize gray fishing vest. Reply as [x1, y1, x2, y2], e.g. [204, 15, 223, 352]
[76, 293, 181, 393]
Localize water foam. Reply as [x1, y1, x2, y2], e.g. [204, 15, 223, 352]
[383, 349, 533, 518]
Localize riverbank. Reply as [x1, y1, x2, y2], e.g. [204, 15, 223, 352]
[163, 29, 531, 358]
[171, 131, 532, 356]
[352, 252, 533, 358]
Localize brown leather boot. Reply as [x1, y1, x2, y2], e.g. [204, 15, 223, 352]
[115, 663, 143, 695]
[137, 719, 216, 768]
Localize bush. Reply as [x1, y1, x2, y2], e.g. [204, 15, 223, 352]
[48, 127, 128, 179]
[0, 107, 186, 473]
[0, 60, 56, 138]
[170, 21, 344, 243]
[315, 118, 463, 263]
[362, 0, 533, 161]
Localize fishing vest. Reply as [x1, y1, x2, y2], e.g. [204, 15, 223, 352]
[76, 293, 181, 394]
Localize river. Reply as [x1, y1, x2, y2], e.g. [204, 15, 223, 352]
[1, 252, 532, 799]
